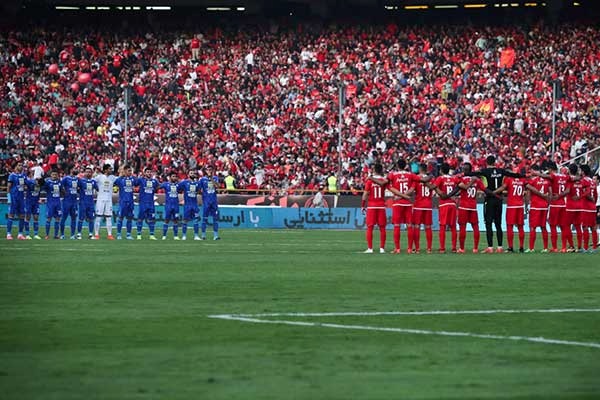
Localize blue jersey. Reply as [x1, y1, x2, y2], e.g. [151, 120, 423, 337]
[177, 180, 200, 207]
[114, 176, 136, 204]
[199, 176, 219, 205]
[160, 182, 181, 209]
[8, 172, 27, 201]
[78, 178, 98, 205]
[26, 178, 42, 206]
[43, 178, 62, 206]
[61, 176, 79, 204]
[136, 177, 159, 204]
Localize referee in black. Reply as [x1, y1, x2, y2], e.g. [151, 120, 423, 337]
[468, 155, 525, 253]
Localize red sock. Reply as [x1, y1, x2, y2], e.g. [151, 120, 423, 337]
[407, 226, 413, 251]
[413, 226, 421, 251]
[450, 226, 457, 250]
[529, 229, 537, 250]
[550, 225, 558, 249]
[393, 225, 400, 250]
[366, 226, 374, 249]
[439, 227, 446, 251]
[473, 225, 480, 249]
[379, 226, 386, 249]
[583, 228, 590, 250]
[541, 228, 548, 249]
[575, 225, 582, 249]
[592, 229, 598, 249]
[518, 225, 525, 249]
[425, 227, 433, 250]
[459, 224, 467, 250]
[507, 225, 514, 249]
[565, 225, 574, 248]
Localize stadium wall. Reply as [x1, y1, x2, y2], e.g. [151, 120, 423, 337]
[1, 204, 527, 232]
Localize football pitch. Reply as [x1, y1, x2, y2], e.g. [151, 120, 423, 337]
[1, 229, 599, 400]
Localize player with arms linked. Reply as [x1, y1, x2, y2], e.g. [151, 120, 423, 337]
[362, 163, 387, 253]
[77, 166, 99, 239]
[60, 168, 79, 239]
[135, 168, 160, 240]
[6, 162, 27, 240]
[199, 165, 221, 240]
[42, 170, 63, 239]
[24, 170, 43, 239]
[178, 170, 201, 240]
[160, 171, 182, 240]
[114, 165, 136, 240]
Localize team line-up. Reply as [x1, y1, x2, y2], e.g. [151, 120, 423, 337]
[361, 156, 599, 254]
[6, 163, 221, 241]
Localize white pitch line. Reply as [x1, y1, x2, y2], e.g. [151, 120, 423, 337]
[215, 308, 600, 318]
[208, 315, 600, 350]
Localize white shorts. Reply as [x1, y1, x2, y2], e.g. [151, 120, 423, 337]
[95, 199, 113, 216]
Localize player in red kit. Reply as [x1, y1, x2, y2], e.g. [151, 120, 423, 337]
[579, 165, 598, 252]
[455, 163, 486, 253]
[362, 163, 388, 253]
[433, 163, 459, 253]
[525, 165, 551, 252]
[412, 163, 436, 253]
[495, 174, 527, 252]
[560, 164, 583, 252]
[541, 162, 571, 252]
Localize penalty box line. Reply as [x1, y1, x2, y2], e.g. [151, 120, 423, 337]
[208, 308, 600, 350]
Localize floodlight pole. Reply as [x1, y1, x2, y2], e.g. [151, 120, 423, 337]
[124, 85, 130, 165]
[551, 80, 556, 157]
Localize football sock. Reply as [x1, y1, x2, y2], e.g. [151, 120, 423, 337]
[507, 225, 514, 249]
[459, 225, 467, 249]
[574, 225, 582, 248]
[60, 214, 67, 235]
[33, 221, 39, 235]
[450, 227, 457, 250]
[45, 221, 51, 236]
[412, 226, 421, 251]
[88, 220, 93, 235]
[592, 230, 598, 249]
[137, 220, 143, 234]
[182, 223, 188, 237]
[173, 222, 179, 237]
[201, 217, 208, 234]
[518, 225, 525, 249]
[439, 227, 446, 250]
[473, 225, 480, 249]
[213, 220, 219, 235]
[425, 227, 433, 250]
[582, 229, 589, 250]
[393, 225, 400, 250]
[541, 228, 548, 249]
[18, 219, 24, 235]
[24, 220, 30, 236]
[105, 217, 112, 235]
[117, 219, 123, 235]
[407, 226, 413, 250]
[550, 226, 558, 249]
[70, 219, 76, 236]
[366, 226, 374, 249]
[379, 226, 386, 249]
[78, 220, 84, 234]
[54, 221, 59, 237]
[126, 219, 132, 235]
[7, 218, 13, 235]
[163, 224, 169, 237]
[149, 222, 155, 235]
[529, 230, 536, 250]
[94, 217, 101, 236]
[193, 222, 199, 235]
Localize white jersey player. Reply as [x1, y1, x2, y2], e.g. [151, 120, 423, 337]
[93, 164, 118, 239]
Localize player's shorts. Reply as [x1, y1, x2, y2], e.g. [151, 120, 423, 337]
[164, 205, 180, 221]
[581, 210, 596, 227]
[366, 207, 387, 227]
[79, 203, 95, 220]
[548, 206, 565, 226]
[183, 205, 200, 221]
[528, 209, 548, 228]
[457, 208, 478, 226]
[46, 202, 63, 219]
[564, 209, 582, 226]
[95, 199, 113, 216]
[506, 207, 525, 225]
[138, 203, 156, 221]
[392, 204, 412, 225]
[438, 204, 457, 226]
[8, 198, 25, 216]
[62, 201, 78, 218]
[118, 201, 135, 219]
[25, 200, 40, 217]
[412, 208, 432, 226]
[203, 202, 219, 219]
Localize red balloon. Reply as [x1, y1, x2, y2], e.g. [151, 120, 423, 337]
[77, 72, 91, 84]
[70, 82, 80, 92]
[48, 64, 59, 74]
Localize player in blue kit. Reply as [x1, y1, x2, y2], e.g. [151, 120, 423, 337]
[60, 168, 80, 239]
[24, 172, 42, 239]
[6, 162, 27, 240]
[160, 172, 181, 240]
[178, 170, 201, 240]
[135, 168, 159, 240]
[42, 170, 63, 239]
[114, 165, 136, 240]
[199, 165, 221, 240]
[77, 166, 99, 239]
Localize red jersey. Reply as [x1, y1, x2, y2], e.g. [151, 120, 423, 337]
[549, 173, 569, 206]
[387, 171, 418, 205]
[566, 177, 583, 211]
[433, 175, 459, 206]
[191, 38, 200, 49]
[458, 177, 485, 210]
[414, 178, 434, 210]
[504, 177, 526, 207]
[365, 177, 387, 208]
[527, 176, 551, 210]
[581, 177, 596, 211]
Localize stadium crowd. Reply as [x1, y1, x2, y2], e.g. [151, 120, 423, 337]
[1, 21, 600, 192]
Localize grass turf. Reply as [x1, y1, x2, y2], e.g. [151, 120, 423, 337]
[1, 228, 599, 399]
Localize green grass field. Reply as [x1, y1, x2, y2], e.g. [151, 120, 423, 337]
[1, 228, 599, 400]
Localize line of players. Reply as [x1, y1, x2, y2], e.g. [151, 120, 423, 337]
[361, 159, 600, 254]
[6, 162, 221, 241]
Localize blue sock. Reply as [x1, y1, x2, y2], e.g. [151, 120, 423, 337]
[117, 219, 123, 235]
[34, 221, 39, 235]
[194, 222, 199, 235]
[78, 220, 83, 234]
[213, 220, 219, 236]
[137, 221, 143, 234]
[149, 222, 155, 235]
[25, 220, 30, 235]
[70, 219, 76, 236]
[182, 223, 188, 236]
[6, 218, 13, 235]
[162, 224, 168, 237]
[45, 222, 51, 236]
[88, 221, 93, 234]
[174, 223, 179, 236]
[126, 219, 132, 235]
[60, 215, 67, 235]
[54, 221, 60, 237]
[201, 218, 208, 234]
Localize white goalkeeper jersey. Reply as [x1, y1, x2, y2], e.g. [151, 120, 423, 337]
[95, 174, 117, 201]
